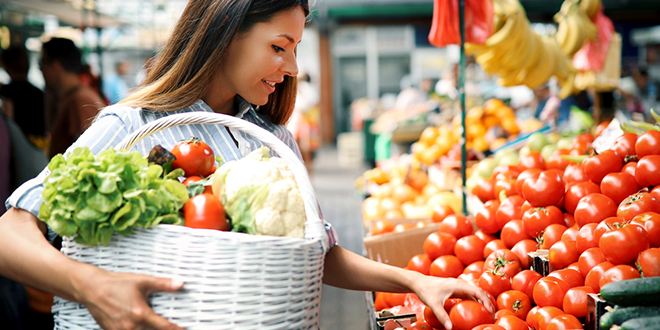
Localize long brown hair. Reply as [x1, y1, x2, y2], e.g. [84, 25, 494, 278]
[120, 0, 309, 125]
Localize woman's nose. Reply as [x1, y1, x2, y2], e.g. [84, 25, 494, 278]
[282, 52, 299, 77]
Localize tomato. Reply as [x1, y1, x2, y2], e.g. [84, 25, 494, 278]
[539, 224, 568, 250]
[599, 222, 650, 265]
[570, 140, 592, 156]
[534, 306, 564, 330]
[576, 132, 596, 144]
[495, 314, 529, 330]
[635, 130, 660, 158]
[512, 270, 542, 302]
[432, 204, 455, 223]
[439, 214, 474, 239]
[582, 150, 623, 184]
[473, 177, 497, 203]
[393, 223, 415, 232]
[561, 225, 579, 244]
[407, 254, 432, 275]
[407, 320, 433, 330]
[501, 220, 530, 248]
[522, 205, 564, 237]
[479, 269, 511, 299]
[511, 239, 537, 269]
[494, 178, 517, 199]
[423, 305, 444, 329]
[424, 231, 457, 261]
[371, 220, 395, 235]
[496, 195, 526, 230]
[593, 217, 624, 244]
[483, 239, 508, 259]
[374, 292, 389, 310]
[611, 132, 639, 161]
[521, 200, 533, 216]
[546, 314, 584, 330]
[596, 122, 609, 137]
[519, 151, 546, 170]
[458, 271, 479, 282]
[600, 265, 641, 288]
[430, 255, 464, 278]
[484, 249, 522, 278]
[617, 192, 660, 221]
[497, 290, 531, 320]
[464, 261, 485, 274]
[652, 186, 660, 203]
[454, 235, 487, 266]
[493, 165, 522, 179]
[475, 230, 497, 243]
[475, 200, 501, 234]
[636, 155, 660, 187]
[448, 300, 493, 330]
[563, 163, 588, 184]
[526, 306, 541, 329]
[547, 148, 573, 171]
[494, 309, 516, 322]
[637, 248, 660, 277]
[575, 223, 600, 254]
[602, 173, 642, 206]
[171, 139, 215, 177]
[584, 261, 614, 292]
[563, 286, 595, 318]
[578, 247, 606, 278]
[564, 181, 600, 215]
[574, 193, 618, 228]
[533, 277, 571, 308]
[522, 170, 564, 207]
[472, 325, 506, 330]
[183, 193, 228, 230]
[515, 168, 542, 196]
[183, 175, 213, 194]
[549, 240, 579, 270]
[622, 161, 637, 177]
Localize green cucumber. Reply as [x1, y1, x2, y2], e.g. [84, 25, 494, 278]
[600, 277, 660, 306]
[621, 316, 660, 330]
[600, 306, 660, 330]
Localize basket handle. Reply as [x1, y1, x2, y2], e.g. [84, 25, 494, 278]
[115, 112, 327, 249]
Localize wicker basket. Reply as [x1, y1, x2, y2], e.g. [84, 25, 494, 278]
[52, 112, 328, 330]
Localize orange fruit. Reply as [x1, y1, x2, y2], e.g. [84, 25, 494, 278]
[393, 223, 415, 232]
[384, 209, 404, 219]
[419, 126, 440, 145]
[371, 220, 394, 235]
[362, 196, 385, 221]
[392, 184, 419, 203]
[407, 171, 429, 192]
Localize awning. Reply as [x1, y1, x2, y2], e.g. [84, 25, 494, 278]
[4, 0, 124, 28]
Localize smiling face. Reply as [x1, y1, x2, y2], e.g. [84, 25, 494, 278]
[205, 6, 304, 114]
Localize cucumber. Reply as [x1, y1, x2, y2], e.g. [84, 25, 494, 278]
[600, 277, 660, 306]
[600, 306, 660, 330]
[621, 315, 660, 330]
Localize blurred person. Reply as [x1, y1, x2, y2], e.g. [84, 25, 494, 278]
[632, 66, 659, 115]
[287, 71, 320, 173]
[0, 46, 46, 146]
[618, 76, 645, 121]
[102, 60, 131, 104]
[80, 64, 107, 105]
[40, 37, 105, 158]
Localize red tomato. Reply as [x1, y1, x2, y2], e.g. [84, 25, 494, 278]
[483, 239, 508, 259]
[584, 261, 615, 292]
[576, 132, 595, 144]
[600, 265, 641, 288]
[549, 240, 579, 270]
[464, 261, 485, 274]
[448, 300, 493, 330]
[458, 271, 479, 282]
[574, 193, 618, 228]
[576, 223, 600, 254]
[547, 148, 573, 171]
[496, 195, 526, 230]
[526, 306, 541, 329]
[492, 165, 522, 179]
[522, 205, 564, 238]
[637, 248, 660, 277]
[475, 200, 501, 234]
[570, 140, 592, 156]
[512, 270, 543, 302]
[563, 286, 595, 318]
[515, 168, 542, 196]
[384, 292, 406, 307]
[393, 223, 415, 232]
[610, 132, 639, 161]
[183, 193, 228, 230]
[652, 186, 660, 203]
[563, 163, 588, 184]
[407, 320, 433, 330]
[548, 269, 584, 288]
[617, 192, 660, 221]
[636, 155, 660, 187]
[521, 200, 533, 216]
[374, 292, 389, 310]
[454, 235, 487, 266]
[635, 130, 660, 158]
[495, 178, 517, 198]
[432, 204, 455, 223]
[407, 254, 432, 275]
[439, 214, 474, 239]
[497, 290, 531, 320]
[522, 170, 564, 207]
[599, 222, 650, 265]
[601, 172, 642, 205]
[495, 314, 529, 330]
[561, 226, 579, 244]
[372, 220, 394, 235]
[479, 269, 511, 299]
[593, 217, 625, 244]
[511, 239, 538, 269]
[578, 247, 606, 278]
[430, 255, 464, 278]
[534, 306, 565, 330]
[539, 224, 568, 250]
[546, 314, 584, 330]
[424, 231, 457, 261]
[484, 249, 522, 278]
[622, 161, 637, 177]
[171, 139, 215, 177]
[423, 305, 444, 329]
[475, 230, 497, 243]
[183, 175, 213, 194]
[519, 151, 546, 170]
[501, 220, 531, 248]
[473, 177, 496, 203]
[582, 150, 623, 184]
[533, 277, 571, 308]
[494, 309, 516, 322]
[471, 325, 506, 330]
[596, 122, 609, 137]
[564, 181, 601, 215]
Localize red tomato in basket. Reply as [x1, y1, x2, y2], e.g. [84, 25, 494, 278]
[171, 139, 215, 177]
[183, 193, 228, 230]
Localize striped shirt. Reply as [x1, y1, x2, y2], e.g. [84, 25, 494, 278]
[6, 97, 338, 251]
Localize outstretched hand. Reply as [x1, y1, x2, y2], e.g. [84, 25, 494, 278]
[78, 268, 185, 330]
[413, 276, 494, 330]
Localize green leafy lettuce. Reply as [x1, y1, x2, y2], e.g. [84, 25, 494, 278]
[38, 147, 189, 247]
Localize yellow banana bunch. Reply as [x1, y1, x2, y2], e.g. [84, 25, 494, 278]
[555, 0, 597, 57]
[579, 0, 602, 19]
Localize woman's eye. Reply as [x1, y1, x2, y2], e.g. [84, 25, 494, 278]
[272, 45, 285, 53]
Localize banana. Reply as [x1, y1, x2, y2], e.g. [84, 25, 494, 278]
[580, 0, 601, 19]
[497, 20, 532, 70]
[558, 71, 577, 99]
[554, 0, 579, 23]
[555, 16, 570, 48]
[526, 37, 558, 89]
[515, 33, 545, 85]
[465, 42, 485, 56]
[581, 12, 598, 40]
[560, 13, 586, 57]
[486, 9, 525, 48]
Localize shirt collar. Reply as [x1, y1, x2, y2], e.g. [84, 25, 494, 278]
[190, 97, 263, 123]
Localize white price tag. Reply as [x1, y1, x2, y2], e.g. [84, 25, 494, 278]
[592, 119, 623, 154]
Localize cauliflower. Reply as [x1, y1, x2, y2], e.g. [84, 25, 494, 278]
[211, 147, 305, 238]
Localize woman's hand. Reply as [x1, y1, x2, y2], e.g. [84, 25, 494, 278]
[77, 267, 185, 330]
[412, 276, 494, 330]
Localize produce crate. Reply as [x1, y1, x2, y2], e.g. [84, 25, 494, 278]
[586, 293, 613, 330]
[364, 222, 440, 268]
[528, 249, 554, 276]
[366, 292, 417, 330]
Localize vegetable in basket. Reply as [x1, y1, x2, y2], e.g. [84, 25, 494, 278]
[38, 147, 190, 247]
[212, 146, 305, 238]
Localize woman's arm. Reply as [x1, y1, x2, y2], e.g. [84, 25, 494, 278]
[323, 245, 494, 330]
[0, 207, 185, 330]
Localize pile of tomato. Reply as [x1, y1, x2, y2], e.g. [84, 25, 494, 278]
[373, 129, 660, 330]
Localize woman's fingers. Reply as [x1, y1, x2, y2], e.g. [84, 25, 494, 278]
[139, 276, 185, 296]
[143, 310, 186, 330]
[431, 303, 453, 330]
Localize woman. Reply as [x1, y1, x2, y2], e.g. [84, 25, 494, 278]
[0, 1, 492, 329]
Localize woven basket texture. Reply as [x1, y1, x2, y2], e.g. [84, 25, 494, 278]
[52, 113, 328, 329]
